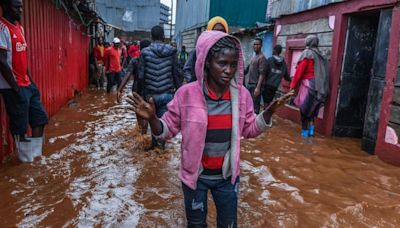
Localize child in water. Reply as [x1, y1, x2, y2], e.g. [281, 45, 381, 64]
[128, 31, 293, 227]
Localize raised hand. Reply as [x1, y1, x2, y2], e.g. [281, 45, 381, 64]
[268, 90, 295, 113]
[127, 92, 156, 120]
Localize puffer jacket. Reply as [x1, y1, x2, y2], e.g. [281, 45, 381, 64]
[139, 41, 181, 96]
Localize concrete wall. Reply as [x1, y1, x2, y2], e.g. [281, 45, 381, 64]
[270, 0, 346, 18]
[181, 28, 203, 52]
[233, 32, 273, 69]
[276, 17, 334, 59]
[95, 0, 165, 32]
[234, 34, 255, 68]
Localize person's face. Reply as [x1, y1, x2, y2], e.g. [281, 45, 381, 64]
[114, 43, 121, 48]
[182, 46, 186, 52]
[206, 49, 238, 88]
[253, 40, 262, 53]
[5, 0, 23, 22]
[212, 23, 226, 33]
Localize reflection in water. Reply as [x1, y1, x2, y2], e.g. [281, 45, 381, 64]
[0, 88, 399, 227]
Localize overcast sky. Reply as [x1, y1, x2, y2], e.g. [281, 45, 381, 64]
[160, 0, 177, 23]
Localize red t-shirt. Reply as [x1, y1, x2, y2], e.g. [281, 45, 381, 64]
[0, 17, 30, 87]
[104, 47, 122, 73]
[93, 45, 104, 63]
[128, 44, 140, 58]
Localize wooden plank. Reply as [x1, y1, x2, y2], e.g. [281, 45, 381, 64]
[390, 104, 400, 125]
[393, 86, 400, 105]
[280, 18, 332, 36]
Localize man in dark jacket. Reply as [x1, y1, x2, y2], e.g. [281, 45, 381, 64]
[177, 45, 188, 69]
[263, 45, 291, 107]
[138, 25, 181, 149]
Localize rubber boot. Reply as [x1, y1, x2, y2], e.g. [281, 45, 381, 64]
[29, 137, 43, 159]
[301, 129, 309, 138]
[15, 136, 34, 163]
[309, 125, 315, 137]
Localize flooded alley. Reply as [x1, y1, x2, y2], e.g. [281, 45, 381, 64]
[0, 88, 400, 227]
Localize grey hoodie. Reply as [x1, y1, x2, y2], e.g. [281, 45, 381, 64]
[264, 55, 291, 88]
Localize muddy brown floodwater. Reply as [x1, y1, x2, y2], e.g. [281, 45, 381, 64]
[0, 87, 400, 227]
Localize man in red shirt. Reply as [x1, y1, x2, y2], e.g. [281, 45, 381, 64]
[104, 37, 122, 93]
[128, 41, 140, 59]
[0, 0, 48, 162]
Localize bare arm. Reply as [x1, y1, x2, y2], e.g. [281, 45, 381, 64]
[116, 72, 133, 103]
[118, 72, 132, 93]
[255, 72, 264, 96]
[0, 49, 19, 91]
[127, 92, 162, 135]
[255, 57, 267, 96]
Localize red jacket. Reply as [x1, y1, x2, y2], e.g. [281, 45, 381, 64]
[290, 58, 314, 89]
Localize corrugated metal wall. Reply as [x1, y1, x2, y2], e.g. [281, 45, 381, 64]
[210, 0, 268, 28]
[175, 0, 210, 35]
[270, 0, 347, 18]
[0, 0, 89, 162]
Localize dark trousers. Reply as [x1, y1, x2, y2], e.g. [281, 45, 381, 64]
[247, 84, 261, 114]
[106, 71, 122, 93]
[301, 112, 314, 130]
[153, 93, 174, 118]
[149, 93, 173, 149]
[262, 85, 278, 108]
[1, 83, 48, 135]
[182, 177, 239, 228]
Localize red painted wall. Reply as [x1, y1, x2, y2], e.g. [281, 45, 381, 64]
[274, 0, 400, 164]
[375, 4, 400, 166]
[0, 0, 90, 162]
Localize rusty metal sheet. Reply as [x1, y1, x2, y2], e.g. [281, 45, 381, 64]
[0, 0, 90, 162]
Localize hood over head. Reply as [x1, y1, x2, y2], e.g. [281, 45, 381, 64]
[273, 55, 284, 65]
[305, 35, 319, 48]
[195, 31, 244, 88]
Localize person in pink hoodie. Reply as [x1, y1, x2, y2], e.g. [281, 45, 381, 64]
[128, 31, 292, 227]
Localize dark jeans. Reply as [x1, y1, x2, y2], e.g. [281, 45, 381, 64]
[1, 83, 48, 135]
[246, 84, 261, 114]
[262, 85, 278, 108]
[150, 93, 173, 149]
[152, 93, 173, 118]
[106, 71, 122, 93]
[182, 177, 239, 228]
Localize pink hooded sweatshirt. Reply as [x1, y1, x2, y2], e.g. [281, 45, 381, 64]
[155, 31, 270, 190]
